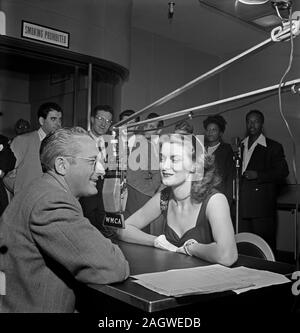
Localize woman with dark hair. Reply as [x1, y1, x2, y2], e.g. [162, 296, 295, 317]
[118, 134, 237, 266]
[203, 114, 234, 207]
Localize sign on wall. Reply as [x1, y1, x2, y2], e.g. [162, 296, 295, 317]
[21, 21, 69, 48]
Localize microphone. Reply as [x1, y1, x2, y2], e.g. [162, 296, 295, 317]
[231, 137, 241, 154]
[168, 2, 175, 19]
[102, 130, 127, 229]
[231, 137, 242, 170]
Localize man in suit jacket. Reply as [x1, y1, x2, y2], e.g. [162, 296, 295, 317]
[239, 110, 289, 252]
[0, 127, 129, 312]
[3, 102, 62, 195]
[0, 134, 16, 216]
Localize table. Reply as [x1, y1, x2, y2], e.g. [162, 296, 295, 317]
[75, 241, 297, 322]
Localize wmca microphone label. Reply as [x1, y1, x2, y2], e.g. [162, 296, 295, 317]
[104, 213, 124, 229]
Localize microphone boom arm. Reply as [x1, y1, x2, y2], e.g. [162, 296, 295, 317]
[121, 79, 300, 129]
[113, 19, 300, 130]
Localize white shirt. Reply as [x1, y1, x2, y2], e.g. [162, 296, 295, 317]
[206, 142, 220, 155]
[89, 131, 106, 159]
[242, 133, 267, 174]
[37, 128, 47, 141]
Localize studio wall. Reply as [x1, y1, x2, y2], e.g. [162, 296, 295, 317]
[121, 27, 221, 133]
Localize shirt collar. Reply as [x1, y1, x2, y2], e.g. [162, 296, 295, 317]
[38, 128, 47, 141]
[88, 130, 102, 142]
[206, 142, 221, 149]
[242, 133, 266, 148]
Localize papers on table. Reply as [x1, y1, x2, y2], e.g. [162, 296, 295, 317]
[231, 266, 290, 294]
[131, 264, 290, 297]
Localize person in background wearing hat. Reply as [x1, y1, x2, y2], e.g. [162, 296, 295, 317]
[203, 114, 234, 208]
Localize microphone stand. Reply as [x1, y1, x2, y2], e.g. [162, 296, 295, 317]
[102, 129, 127, 230]
[233, 146, 242, 234]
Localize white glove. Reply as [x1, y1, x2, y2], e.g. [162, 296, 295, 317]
[154, 235, 178, 252]
[176, 239, 198, 256]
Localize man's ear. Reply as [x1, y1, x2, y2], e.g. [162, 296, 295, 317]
[54, 156, 69, 176]
[39, 117, 44, 127]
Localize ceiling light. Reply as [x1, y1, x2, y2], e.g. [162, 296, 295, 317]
[253, 15, 281, 27]
[238, 0, 269, 4]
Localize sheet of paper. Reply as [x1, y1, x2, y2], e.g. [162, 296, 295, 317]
[131, 265, 290, 297]
[132, 264, 254, 296]
[231, 266, 290, 294]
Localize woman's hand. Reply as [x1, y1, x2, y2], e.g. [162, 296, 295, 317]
[176, 239, 198, 256]
[154, 235, 178, 252]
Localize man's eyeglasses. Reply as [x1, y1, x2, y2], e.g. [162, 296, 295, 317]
[95, 115, 112, 125]
[65, 155, 101, 169]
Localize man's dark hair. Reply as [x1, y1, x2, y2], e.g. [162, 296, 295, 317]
[91, 105, 113, 118]
[38, 102, 63, 119]
[146, 112, 164, 129]
[119, 109, 140, 122]
[203, 114, 227, 133]
[246, 109, 264, 124]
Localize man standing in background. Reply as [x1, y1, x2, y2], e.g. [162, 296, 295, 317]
[3, 102, 62, 195]
[240, 110, 289, 254]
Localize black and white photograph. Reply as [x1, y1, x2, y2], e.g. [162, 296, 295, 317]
[0, 0, 299, 330]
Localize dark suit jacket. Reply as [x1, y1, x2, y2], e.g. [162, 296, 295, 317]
[0, 135, 16, 215]
[240, 137, 289, 218]
[0, 171, 129, 313]
[213, 142, 234, 206]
